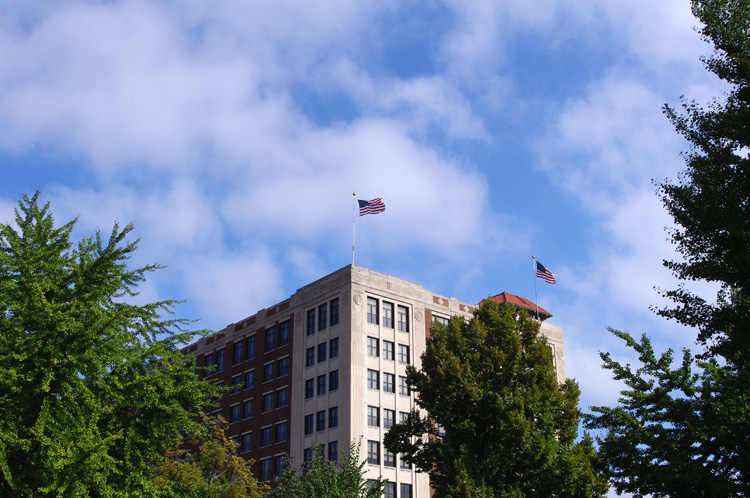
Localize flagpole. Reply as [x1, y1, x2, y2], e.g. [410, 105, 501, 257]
[352, 193, 356, 266]
[533, 255, 539, 320]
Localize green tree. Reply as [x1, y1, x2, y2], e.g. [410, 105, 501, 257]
[384, 300, 608, 498]
[153, 413, 268, 498]
[0, 193, 219, 497]
[269, 440, 384, 498]
[585, 1, 750, 496]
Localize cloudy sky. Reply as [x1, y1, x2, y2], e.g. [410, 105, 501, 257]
[0, 0, 723, 465]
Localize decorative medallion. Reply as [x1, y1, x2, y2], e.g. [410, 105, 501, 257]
[415, 310, 424, 323]
[353, 294, 363, 306]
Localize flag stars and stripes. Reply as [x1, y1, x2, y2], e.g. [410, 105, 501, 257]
[358, 198, 386, 216]
[536, 261, 556, 284]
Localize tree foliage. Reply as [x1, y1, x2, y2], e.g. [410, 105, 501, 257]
[384, 300, 608, 498]
[586, 1, 750, 496]
[0, 193, 219, 497]
[268, 440, 384, 498]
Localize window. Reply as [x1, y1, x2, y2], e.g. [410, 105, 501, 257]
[306, 309, 315, 335]
[204, 353, 213, 376]
[398, 305, 409, 332]
[385, 482, 396, 498]
[383, 373, 395, 393]
[260, 458, 271, 481]
[262, 393, 273, 413]
[329, 406, 338, 428]
[384, 449, 396, 467]
[316, 410, 326, 431]
[306, 347, 315, 367]
[304, 414, 314, 435]
[399, 376, 410, 396]
[433, 315, 449, 326]
[277, 357, 289, 377]
[277, 387, 288, 408]
[276, 422, 288, 442]
[304, 447, 314, 462]
[367, 406, 379, 426]
[305, 379, 314, 399]
[317, 374, 326, 395]
[330, 337, 339, 358]
[274, 455, 286, 477]
[216, 349, 225, 372]
[367, 440, 380, 465]
[401, 454, 411, 469]
[263, 363, 274, 383]
[398, 344, 410, 364]
[233, 341, 243, 365]
[367, 337, 379, 357]
[383, 340, 394, 360]
[318, 342, 327, 362]
[261, 427, 272, 447]
[400, 484, 412, 498]
[265, 326, 275, 353]
[329, 370, 339, 391]
[383, 409, 395, 429]
[328, 441, 338, 461]
[230, 404, 240, 423]
[243, 399, 253, 419]
[400, 411, 409, 424]
[330, 298, 339, 326]
[246, 335, 256, 360]
[367, 369, 379, 390]
[367, 297, 379, 324]
[231, 375, 243, 394]
[241, 432, 252, 453]
[319, 303, 327, 330]
[278, 320, 290, 347]
[244, 370, 255, 389]
[383, 301, 394, 328]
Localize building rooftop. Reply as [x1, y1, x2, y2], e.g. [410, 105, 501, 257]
[487, 291, 552, 321]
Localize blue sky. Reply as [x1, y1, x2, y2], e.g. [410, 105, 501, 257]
[0, 0, 723, 473]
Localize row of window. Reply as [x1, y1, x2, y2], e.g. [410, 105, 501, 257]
[303, 441, 339, 462]
[367, 406, 409, 429]
[367, 440, 411, 470]
[366, 369, 410, 395]
[226, 384, 290, 423]
[306, 338, 339, 367]
[378, 482, 413, 498]
[304, 370, 339, 398]
[259, 454, 286, 481]
[205, 319, 291, 377]
[366, 337, 410, 363]
[307, 298, 340, 335]
[366, 297, 410, 332]
[260, 421, 288, 447]
[304, 406, 339, 434]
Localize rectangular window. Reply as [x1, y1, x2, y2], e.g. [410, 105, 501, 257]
[383, 373, 395, 393]
[277, 387, 288, 408]
[262, 393, 273, 412]
[263, 363, 274, 383]
[367, 440, 380, 465]
[230, 404, 240, 423]
[306, 309, 316, 335]
[233, 341, 243, 365]
[330, 337, 339, 358]
[204, 353, 213, 376]
[265, 326, 275, 353]
[329, 406, 338, 428]
[244, 370, 255, 389]
[305, 379, 314, 399]
[398, 305, 409, 332]
[400, 411, 409, 424]
[277, 357, 289, 377]
[400, 484, 412, 498]
[276, 422, 288, 443]
[274, 455, 285, 478]
[383, 409, 395, 429]
[243, 399, 253, 420]
[306, 347, 315, 367]
[317, 374, 326, 395]
[231, 375, 243, 394]
[330, 298, 339, 326]
[278, 320, 290, 347]
[317, 410, 326, 431]
[367, 297, 379, 324]
[318, 342, 327, 362]
[261, 427, 272, 447]
[329, 370, 339, 391]
[367, 406, 379, 426]
[433, 315, 449, 326]
[401, 454, 411, 469]
[398, 344, 410, 364]
[385, 482, 396, 498]
[328, 441, 338, 461]
[367, 369, 379, 390]
[399, 376, 410, 396]
[382, 301, 394, 328]
[318, 303, 327, 330]
[304, 447, 313, 462]
[216, 349, 225, 372]
[384, 449, 396, 467]
[241, 433, 252, 453]
[383, 340, 394, 360]
[367, 337, 379, 357]
[260, 458, 271, 481]
[246, 335, 256, 360]
[304, 414, 313, 435]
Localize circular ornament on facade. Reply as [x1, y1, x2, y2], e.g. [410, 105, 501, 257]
[415, 310, 424, 323]
[353, 294, 363, 306]
[556, 349, 564, 360]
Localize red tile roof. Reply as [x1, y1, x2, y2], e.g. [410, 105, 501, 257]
[486, 291, 552, 319]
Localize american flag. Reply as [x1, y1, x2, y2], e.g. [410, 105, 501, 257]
[536, 261, 556, 284]
[358, 198, 386, 216]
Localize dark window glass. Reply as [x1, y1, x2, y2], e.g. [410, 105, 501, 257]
[230, 404, 240, 423]
[260, 458, 271, 481]
[328, 441, 338, 461]
[367, 369, 379, 390]
[329, 370, 339, 391]
[367, 337, 379, 356]
[263, 363, 274, 383]
[383, 340, 394, 360]
[384, 449, 395, 467]
[400, 484, 412, 498]
[216, 349, 225, 372]
[241, 433, 252, 452]
[233, 341, 243, 365]
[278, 320, 290, 347]
[319, 303, 327, 330]
[231, 375, 243, 394]
[330, 298, 339, 326]
[277, 357, 289, 377]
[277, 387, 288, 408]
[383, 301, 394, 328]
[307, 309, 315, 335]
[305, 379, 314, 399]
[317, 374, 326, 395]
[274, 455, 285, 477]
[243, 399, 253, 419]
[262, 393, 273, 413]
[246, 335, 256, 360]
[204, 353, 213, 376]
[330, 337, 339, 358]
[304, 448, 313, 461]
[367, 440, 379, 465]
[398, 344, 410, 364]
[398, 306, 409, 332]
[367, 406, 379, 426]
[383, 373, 395, 393]
[261, 428, 272, 447]
[276, 422, 287, 443]
[329, 406, 338, 428]
[367, 297, 378, 324]
[385, 482, 396, 498]
[304, 414, 314, 435]
[244, 370, 255, 389]
[316, 410, 326, 431]
[265, 326, 275, 353]
[383, 409, 395, 429]
[306, 347, 315, 367]
[318, 342, 327, 362]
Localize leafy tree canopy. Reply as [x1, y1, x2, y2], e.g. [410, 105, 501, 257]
[384, 300, 608, 498]
[0, 193, 219, 497]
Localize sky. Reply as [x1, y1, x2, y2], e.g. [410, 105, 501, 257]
[0, 0, 726, 487]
